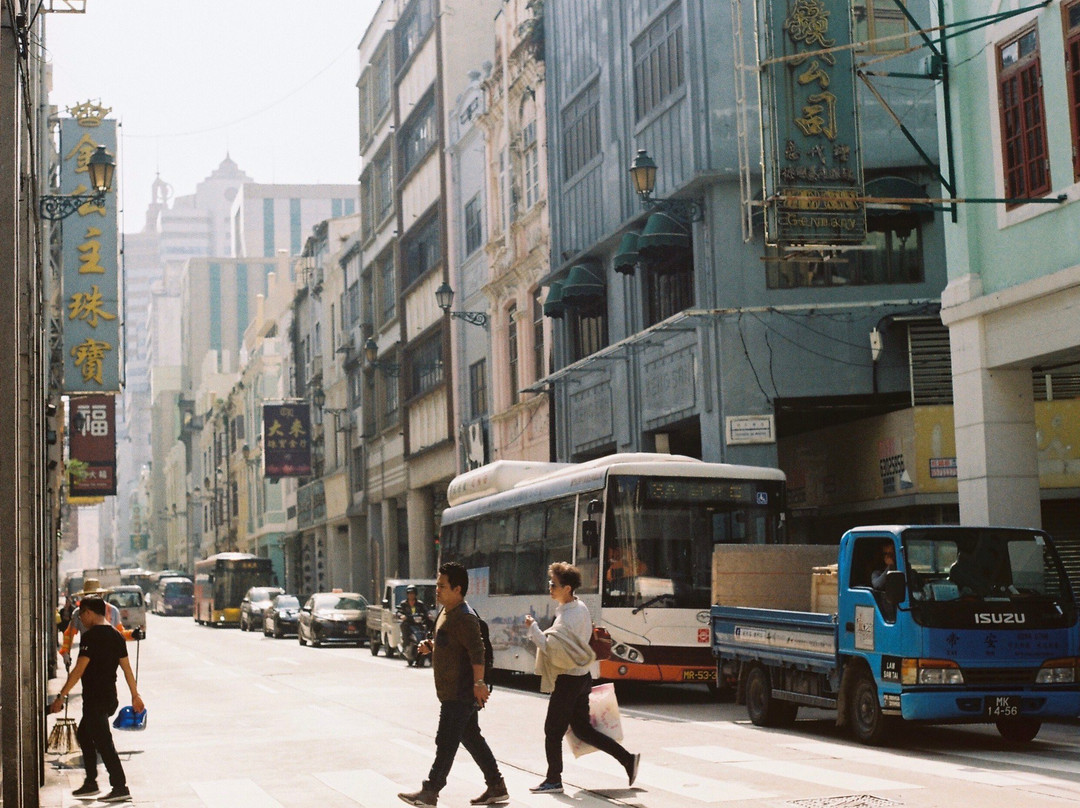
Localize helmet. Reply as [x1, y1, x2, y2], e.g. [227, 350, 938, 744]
[405, 585, 417, 593]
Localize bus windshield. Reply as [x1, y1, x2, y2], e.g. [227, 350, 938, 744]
[603, 474, 784, 609]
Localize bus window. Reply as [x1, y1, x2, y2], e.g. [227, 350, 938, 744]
[568, 496, 599, 593]
[544, 498, 577, 583]
[515, 507, 546, 594]
[479, 514, 516, 594]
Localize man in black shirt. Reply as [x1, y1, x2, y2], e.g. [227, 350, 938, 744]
[50, 597, 144, 803]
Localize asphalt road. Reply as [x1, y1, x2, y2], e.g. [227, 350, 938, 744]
[40, 612, 1080, 807]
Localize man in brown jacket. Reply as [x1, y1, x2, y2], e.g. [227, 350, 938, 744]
[398, 562, 508, 807]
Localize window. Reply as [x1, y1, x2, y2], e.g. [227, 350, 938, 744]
[569, 310, 608, 363]
[382, 365, 399, 423]
[853, 1, 910, 53]
[409, 336, 444, 398]
[562, 82, 600, 180]
[997, 26, 1051, 203]
[644, 267, 694, 327]
[401, 213, 440, 286]
[377, 250, 396, 324]
[1065, 2, 1080, 180]
[375, 150, 393, 222]
[373, 45, 391, 120]
[532, 289, 545, 382]
[469, 359, 488, 419]
[358, 74, 372, 146]
[400, 96, 437, 177]
[498, 148, 511, 230]
[507, 304, 520, 406]
[464, 193, 483, 256]
[397, 0, 434, 67]
[521, 99, 540, 209]
[766, 216, 925, 288]
[632, 4, 685, 121]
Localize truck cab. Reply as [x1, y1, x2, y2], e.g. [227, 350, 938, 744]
[837, 525, 1080, 742]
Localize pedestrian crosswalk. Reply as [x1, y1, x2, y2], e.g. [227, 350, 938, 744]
[157, 727, 1080, 808]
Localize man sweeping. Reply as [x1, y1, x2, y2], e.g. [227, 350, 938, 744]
[49, 596, 144, 803]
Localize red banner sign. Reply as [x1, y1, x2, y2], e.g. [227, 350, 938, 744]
[69, 394, 117, 496]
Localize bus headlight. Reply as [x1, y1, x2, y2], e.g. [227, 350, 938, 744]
[900, 658, 963, 685]
[1036, 658, 1079, 684]
[611, 643, 643, 663]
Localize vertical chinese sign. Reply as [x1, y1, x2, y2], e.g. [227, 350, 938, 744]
[69, 394, 117, 496]
[262, 403, 312, 478]
[764, 0, 866, 245]
[61, 105, 120, 393]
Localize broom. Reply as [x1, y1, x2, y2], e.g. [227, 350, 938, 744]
[46, 695, 79, 755]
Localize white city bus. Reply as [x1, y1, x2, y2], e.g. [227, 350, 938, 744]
[439, 453, 787, 688]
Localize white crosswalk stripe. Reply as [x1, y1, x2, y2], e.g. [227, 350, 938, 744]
[190, 778, 285, 808]
[315, 769, 407, 808]
[568, 755, 776, 802]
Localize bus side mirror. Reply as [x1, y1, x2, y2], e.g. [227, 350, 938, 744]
[581, 520, 598, 550]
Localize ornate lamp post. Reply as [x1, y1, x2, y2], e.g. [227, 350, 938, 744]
[435, 282, 488, 328]
[39, 144, 116, 221]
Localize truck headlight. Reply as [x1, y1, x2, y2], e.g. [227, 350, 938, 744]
[901, 658, 964, 685]
[1036, 658, 1079, 684]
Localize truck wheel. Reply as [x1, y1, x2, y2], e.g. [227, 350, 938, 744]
[849, 670, 888, 745]
[384, 634, 395, 658]
[370, 636, 381, 655]
[746, 665, 784, 727]
[996, 718, 1041, 743]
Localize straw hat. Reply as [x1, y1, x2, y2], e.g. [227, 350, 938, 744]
[83, 578, 102, 593]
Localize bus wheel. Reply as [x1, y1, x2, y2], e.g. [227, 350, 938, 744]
[849, 669, 888, 745]
[996, 718, 1041, 743]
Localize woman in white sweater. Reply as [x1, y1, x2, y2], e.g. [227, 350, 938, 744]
[524, 562, 639, 794]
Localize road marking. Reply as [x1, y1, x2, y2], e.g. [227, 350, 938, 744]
[568, 756, 774, 802]
[252, 683, 277, 694]
[667, 745, 767, 763]
[732, 758, 917, 791]
[265, 656, 300, 666]
[315, 769, 404, 807]
[190, 778, 284, 808]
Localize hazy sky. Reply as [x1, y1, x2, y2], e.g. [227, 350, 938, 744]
[45, 0, 381, 231]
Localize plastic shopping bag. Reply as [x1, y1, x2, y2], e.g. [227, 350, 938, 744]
[112, 706, 147, 731]
[565, 682, 623, 758]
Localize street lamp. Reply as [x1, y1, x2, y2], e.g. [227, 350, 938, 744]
[628, 148, 703, 222]
[363, 337, 400, 376]
[435, 282, 488, 328]
[39, 144, 116, 221]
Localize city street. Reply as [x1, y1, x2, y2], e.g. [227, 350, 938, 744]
[40, 613, 1080, 808]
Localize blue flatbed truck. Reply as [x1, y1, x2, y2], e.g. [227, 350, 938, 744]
[712, 525, 1080, 744]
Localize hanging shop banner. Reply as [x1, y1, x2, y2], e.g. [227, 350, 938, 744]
[765, 0, 865, 245]
[61, 103, 120, 392]
[263, 403, 312, 478]
[69, 393, 117, 496]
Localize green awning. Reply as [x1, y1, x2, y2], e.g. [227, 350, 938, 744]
[613, 231, 640, 275]
[636, 211, 691, 260]
[560, 263, 606, 307]
[542, 280, 565, 319]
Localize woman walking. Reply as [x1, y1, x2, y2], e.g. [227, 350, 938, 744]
[524, 562, 639, 794]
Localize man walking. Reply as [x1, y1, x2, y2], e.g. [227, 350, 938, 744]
[49, 597, 144, 803]
[398, 562, 508, 807]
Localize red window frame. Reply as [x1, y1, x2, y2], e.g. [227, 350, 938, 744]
[1064, 1, 1080, 181]
[996, 26, 1051, 206]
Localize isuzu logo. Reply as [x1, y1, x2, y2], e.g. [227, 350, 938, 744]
[974, 613, 1026, 625]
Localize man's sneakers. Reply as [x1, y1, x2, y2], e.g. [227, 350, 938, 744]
[101, 786, 132, 802]
[528, 780, 564, 794]
[398, 788, 439, 807]
[469, 779, 509, 805]
[71, 781, 99, 798]
[626, 752, 641, 786]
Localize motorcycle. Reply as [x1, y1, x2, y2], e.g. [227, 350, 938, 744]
[398, 611, 432, 667]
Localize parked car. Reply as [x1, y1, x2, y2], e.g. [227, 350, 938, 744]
[104, 585, 147, 637]
[262, 594, 301, 638]
[153, 576, 194, 616]
[298, 592, 368, 647]
[240, 586, 284, 631]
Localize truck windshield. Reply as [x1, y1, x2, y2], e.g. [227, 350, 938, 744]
[603, 474, 784, 609]
[903, 527, 1076, 628]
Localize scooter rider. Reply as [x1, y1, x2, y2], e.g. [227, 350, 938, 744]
[397, 585, 432, 666]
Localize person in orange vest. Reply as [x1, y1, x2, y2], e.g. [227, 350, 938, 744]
[59, 579, 140, 669]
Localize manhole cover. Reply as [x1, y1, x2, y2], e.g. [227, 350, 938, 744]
[788, 797, 901, 808]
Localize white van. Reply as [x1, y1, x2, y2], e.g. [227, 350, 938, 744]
[104, 585, 147, 637]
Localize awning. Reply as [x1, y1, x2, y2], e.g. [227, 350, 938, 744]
[560, 263, 606, 308]
[542, 280, 566, 319]
[613, 231, 640, 275]
[636, 211, 691, 261]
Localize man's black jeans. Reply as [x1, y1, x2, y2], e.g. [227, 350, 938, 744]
[422, 698, 502, 793]
[544, 673, 631, 781]
[76, 707, 126, 788]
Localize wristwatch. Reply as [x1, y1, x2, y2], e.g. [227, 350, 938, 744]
[473, 680, 486, 688]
